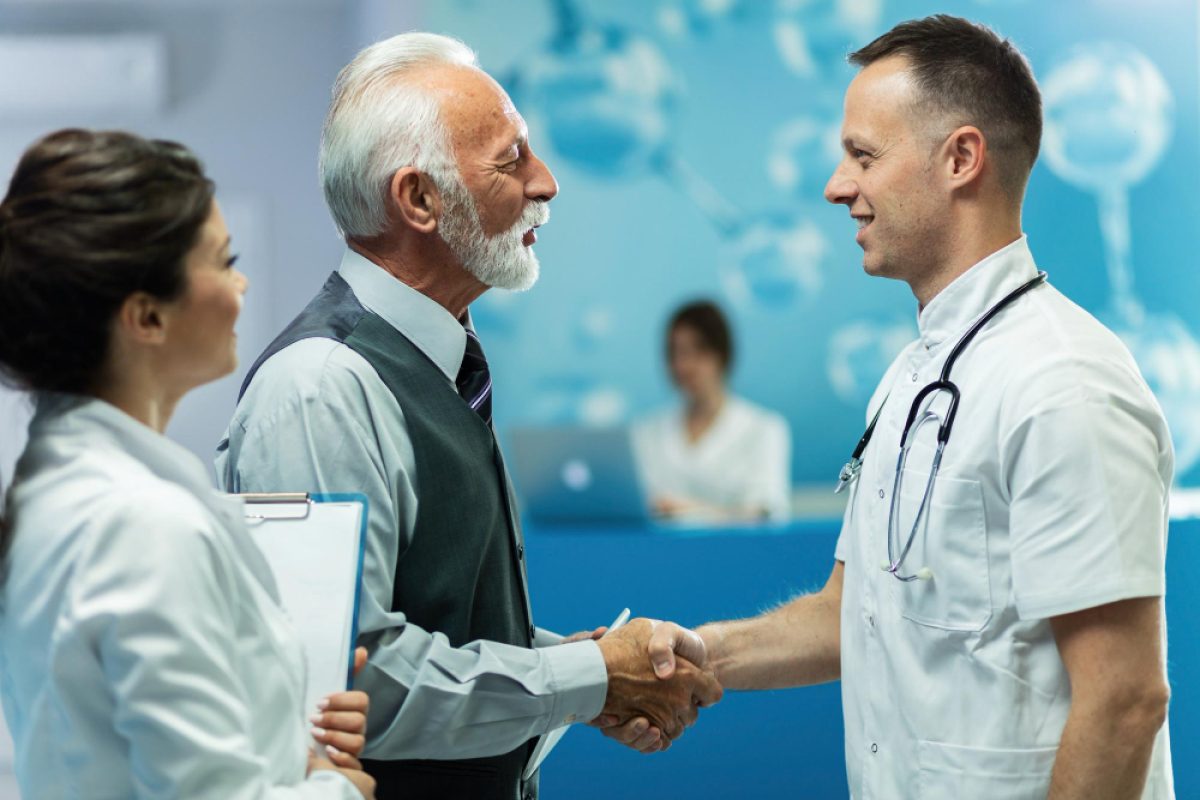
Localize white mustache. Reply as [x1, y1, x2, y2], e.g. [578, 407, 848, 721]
[502, 201, 549, 237]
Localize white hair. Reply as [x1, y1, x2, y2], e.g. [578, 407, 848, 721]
[319, 32, 478, 239]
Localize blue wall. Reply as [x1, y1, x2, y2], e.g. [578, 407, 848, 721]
[417, 0, 1200, 486]
[525, 519, 1199, 798]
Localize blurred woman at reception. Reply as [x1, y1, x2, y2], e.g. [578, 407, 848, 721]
[633, 300, 792, 523]
[0, 129, 374, 799]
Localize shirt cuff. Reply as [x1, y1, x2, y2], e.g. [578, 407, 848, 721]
[542, 639, 607, 729]
[533, 626, 565, 648]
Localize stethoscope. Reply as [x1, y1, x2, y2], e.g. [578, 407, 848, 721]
[835, 271, 1048, 582]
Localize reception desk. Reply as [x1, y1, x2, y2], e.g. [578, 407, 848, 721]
[525, 517, 1198, 799]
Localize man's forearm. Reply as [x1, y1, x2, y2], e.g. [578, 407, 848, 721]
[699, 580, 841, 691]
[1047, 696, 1166, 799]
[359, 629, 607, 760]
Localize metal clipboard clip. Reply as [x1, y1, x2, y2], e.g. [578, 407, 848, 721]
[240, 492, 313, 522]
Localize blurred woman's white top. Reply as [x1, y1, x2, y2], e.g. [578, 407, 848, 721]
[0, 395, 357, 799]
[632, 395, 792, 522]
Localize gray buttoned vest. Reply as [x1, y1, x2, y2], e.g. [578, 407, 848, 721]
[238, 272, 539, 800]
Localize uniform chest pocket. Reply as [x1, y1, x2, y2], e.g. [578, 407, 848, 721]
[888, 467, 992, 631]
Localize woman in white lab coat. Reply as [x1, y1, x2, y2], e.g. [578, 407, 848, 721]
[633, 300, 792, 523]
[0, 129, 374, 799]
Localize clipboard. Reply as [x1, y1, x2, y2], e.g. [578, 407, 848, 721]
[241, 492, 367, 717]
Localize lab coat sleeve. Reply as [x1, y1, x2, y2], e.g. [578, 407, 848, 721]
[1000, 355, 1169, 620]
[53, 488, 359, 800]
[223, 347, 608, 760]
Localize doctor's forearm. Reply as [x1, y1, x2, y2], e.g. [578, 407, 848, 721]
[698, 563, 842, 691]
[1047, 596, 1168, 800]
[1046, 697, 1163, 800]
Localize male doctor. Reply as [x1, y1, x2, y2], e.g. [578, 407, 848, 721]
[649, 14, 1174, 799]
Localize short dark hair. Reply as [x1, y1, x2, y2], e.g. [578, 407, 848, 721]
[0, 129, 214, 393]
[667, 300, 734, 373]
[849, 14, 1042, 199]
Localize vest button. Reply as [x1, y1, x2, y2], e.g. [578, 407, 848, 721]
[529, 624, 537, 640]
[516, 543, 525, 560]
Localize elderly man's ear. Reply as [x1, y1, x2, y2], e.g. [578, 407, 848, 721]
[389, 167, 441, 234]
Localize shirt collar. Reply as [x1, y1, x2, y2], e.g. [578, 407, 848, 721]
[917, 235, 1038, 351]
[337, 248, 467, 382]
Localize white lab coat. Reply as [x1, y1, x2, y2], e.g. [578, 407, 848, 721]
[0, 394, 358, 799]
[836, 237, 1173, 799]
[632, 395, 791, 521]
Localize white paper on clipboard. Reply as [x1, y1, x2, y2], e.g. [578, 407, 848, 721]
[523, 609, 631, 780]
[241, 492, 367, 719]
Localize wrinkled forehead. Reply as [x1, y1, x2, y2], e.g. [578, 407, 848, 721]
[417, 64, 526, 154]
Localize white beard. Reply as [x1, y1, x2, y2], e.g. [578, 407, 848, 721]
[437, 170, 549, 292]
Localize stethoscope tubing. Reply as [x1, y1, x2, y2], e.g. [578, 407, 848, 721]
[839, 271, 1049, 580]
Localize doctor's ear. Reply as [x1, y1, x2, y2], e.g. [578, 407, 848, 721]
[113, 292, 169, 347]
[388, 167, 440, 235]
[940, 125, 987, 190]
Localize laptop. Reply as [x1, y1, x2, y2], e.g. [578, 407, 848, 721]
[507, 426, 649, 523]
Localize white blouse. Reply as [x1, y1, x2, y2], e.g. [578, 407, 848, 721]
[632, 395, 792, 522]
[0, 395, 358, 799]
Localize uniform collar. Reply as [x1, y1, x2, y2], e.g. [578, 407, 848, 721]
[28, 393, 280, 597]
[338, 248, 468, 382]
[917, 235, 1038, 351]
[30, 394, 217, 496]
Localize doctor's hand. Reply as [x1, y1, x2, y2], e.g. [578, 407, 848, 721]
[595, 618, 722, 750]
[645, 621, 710, 680]
[311, 647, 370, 769]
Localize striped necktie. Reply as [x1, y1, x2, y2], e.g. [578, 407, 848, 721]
[456, 328, 492, 426]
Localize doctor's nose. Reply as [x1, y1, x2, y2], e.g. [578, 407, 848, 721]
[824, 164, 857, 207]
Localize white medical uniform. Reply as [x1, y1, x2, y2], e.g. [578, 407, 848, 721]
[0, 395, 358, 799]
[836, 237, 1173, 799]
[633, 395, 792, 521]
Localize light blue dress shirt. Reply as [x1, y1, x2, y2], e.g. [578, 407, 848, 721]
[217, 249, 608, 761]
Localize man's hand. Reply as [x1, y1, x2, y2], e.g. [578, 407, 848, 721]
[595, 618, 722, 748]
[561, 626, 608, 643]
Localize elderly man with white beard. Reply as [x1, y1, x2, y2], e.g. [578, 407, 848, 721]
[217, 32, 720, 800]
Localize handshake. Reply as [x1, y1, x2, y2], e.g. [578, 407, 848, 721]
[585, 617, 723, 753]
